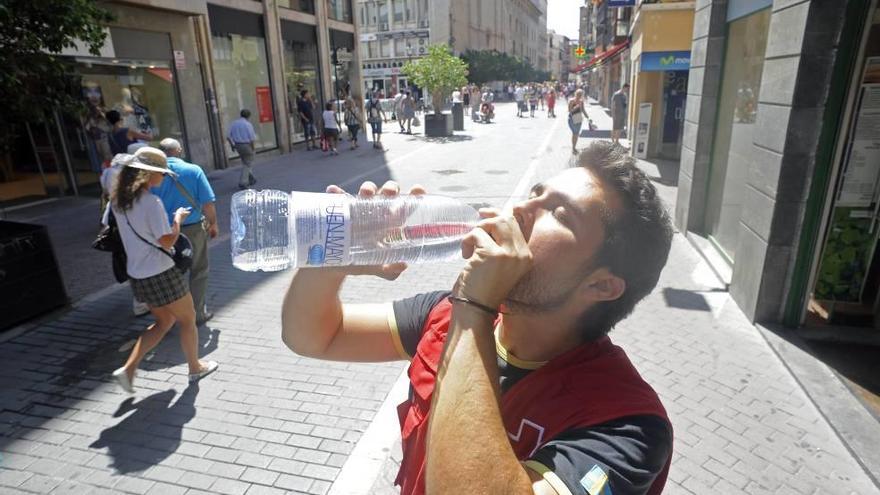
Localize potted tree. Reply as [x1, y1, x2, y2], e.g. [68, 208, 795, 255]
[402, 44, 468, 137]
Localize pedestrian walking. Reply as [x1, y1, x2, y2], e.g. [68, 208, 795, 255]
[528, 86, 538, 118]
[611, 83, 630, 146]
[470, 85, 482, 118]
[547, 89, 557, 118]
[106, 147, 218, 393]
[156, 138, 218, 325]
[462, 85, 470, 115]
[343, 96, 363, 150]
[401, 91, 416, 134]
[568, 89, 588, 154]
[322, 101, 340, 155]
[514, 84, 526, 117]
[366, 92, 387, 150]
[393, 90, 406, 132]
[281, 140, 674, 495]
[101, 142, 151, 317]
[107, 110, 152, 155]
[228, 109, 257, 189]
[297, 90, 318, 151]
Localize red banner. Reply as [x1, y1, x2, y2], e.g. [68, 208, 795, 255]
[256, 86, 273, 123]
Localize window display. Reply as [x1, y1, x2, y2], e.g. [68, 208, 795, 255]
[282, 21, 322, 143]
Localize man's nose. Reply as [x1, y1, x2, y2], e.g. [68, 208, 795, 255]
[512, 202, 536, 241]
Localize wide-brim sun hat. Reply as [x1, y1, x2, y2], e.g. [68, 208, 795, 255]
[127, 146, 173, 175]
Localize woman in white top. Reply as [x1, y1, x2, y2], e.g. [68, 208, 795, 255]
[322, 101, 340, 155]
[105, 147, 217, 393]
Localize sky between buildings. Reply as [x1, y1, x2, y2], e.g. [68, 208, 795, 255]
[547, 0, 581, 41]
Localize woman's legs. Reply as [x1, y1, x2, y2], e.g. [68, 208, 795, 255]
[406, 118, 412, 134]
[165, 293, 206, 374]
[571, 131, 579, 153]
[120, 306, 176, 381]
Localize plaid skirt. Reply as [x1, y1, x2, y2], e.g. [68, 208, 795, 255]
[130, 267, 188, 308]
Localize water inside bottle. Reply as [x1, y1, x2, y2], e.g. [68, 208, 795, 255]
[231, 190, 292, 272]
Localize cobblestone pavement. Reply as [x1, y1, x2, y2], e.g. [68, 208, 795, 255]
[1, 101, 877, 495]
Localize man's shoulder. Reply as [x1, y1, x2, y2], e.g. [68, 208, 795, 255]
[168, 159, 204, 177]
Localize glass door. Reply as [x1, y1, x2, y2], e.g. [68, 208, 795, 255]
[703, 8, 772, 262]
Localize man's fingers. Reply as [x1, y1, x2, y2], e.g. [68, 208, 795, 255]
[358, 181, 378, 197]
[378, 181, 400, 197]
[408, 184, 427, 196]
[326, 184, 347, 194]
[479, 208, 501, 219]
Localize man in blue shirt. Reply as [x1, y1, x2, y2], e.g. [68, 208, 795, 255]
[227, 109, 257, 189]
[156, 138, 218, 325]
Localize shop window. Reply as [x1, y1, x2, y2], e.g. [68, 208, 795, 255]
[703, 8, 771, 261]
[327, 0, 353, 23]
[282, 21, 321, 143]
[209, 5, 278, 154]
[330, 30, 356, 99]
[279, 0, 315, 13]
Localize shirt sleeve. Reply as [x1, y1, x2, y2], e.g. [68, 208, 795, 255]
[525, 415, 672, 495]
[147, 196, 173, 241]
[390, 291, 451, 358]
[195, 169, 216, 204]
[247, 122, 257, 141]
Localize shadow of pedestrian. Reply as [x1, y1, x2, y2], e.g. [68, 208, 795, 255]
[89, 384, 199, 474]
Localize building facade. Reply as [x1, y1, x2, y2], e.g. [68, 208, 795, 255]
[677, 0, 880, 338]
[627, 0, 694, 160]
[574, 0, 633, 106]
[547, 30, 572, 83]
[0, 0, 360, 205]
[356, 0, 547, 96]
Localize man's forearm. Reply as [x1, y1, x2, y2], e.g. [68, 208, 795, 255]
[426, 307, 533, 494]
[202, 202, 217, 227]
[281, 269, 347, 357]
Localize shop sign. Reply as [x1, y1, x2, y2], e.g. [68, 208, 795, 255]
[335, 48, 354, 63]
[173, 50, 186, 70]
[363, 67, 401, 77]
[360, 33, 378, 42]
[256, 86, 273, 123]
[640, 51, 691, 72]
[608, 0, 636, 7]
[375, 30, 430, 41]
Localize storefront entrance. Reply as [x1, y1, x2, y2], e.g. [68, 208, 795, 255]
[804, 4, 880, 330]
[660, 70, 688, 160]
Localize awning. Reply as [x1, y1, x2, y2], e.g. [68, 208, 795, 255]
[571, 40, 630, 73]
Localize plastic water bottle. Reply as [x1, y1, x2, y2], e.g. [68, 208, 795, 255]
[231, 190, 480, 272]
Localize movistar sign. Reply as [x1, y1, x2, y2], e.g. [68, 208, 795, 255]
[641, 51, 691, 72]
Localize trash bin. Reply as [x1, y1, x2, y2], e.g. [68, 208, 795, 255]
[0, 221, 68, 331]
[452, 103, 464, 131]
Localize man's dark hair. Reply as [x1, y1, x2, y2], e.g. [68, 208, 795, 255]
[300, 89, 309, 98]
[240, 109, 251, 118]
[106, 110, 121, 125]
[325, 101, 333, 111]
[576, 141, 673, 338]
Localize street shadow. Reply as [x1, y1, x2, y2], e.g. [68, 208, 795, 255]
[413, 134, 475, 144]
[89, 385, 198, 474]
[662, 288, 712, 312]
[581, 129, 611, 138]
[0, 130, 395, 454]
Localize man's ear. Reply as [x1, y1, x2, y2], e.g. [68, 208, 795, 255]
[581, 268, 626, 303]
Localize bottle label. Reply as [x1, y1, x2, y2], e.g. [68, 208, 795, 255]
[291, 192, 351, 267]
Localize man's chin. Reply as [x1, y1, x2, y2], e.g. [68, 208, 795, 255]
[503, 296, 566, 314]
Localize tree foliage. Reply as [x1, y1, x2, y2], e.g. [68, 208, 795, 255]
[460, 50, 550, 85]
[402, 44, 469, 114]
[0, 0, 114, 149]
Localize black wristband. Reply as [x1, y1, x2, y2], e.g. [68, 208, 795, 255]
[447, 295, 501, 317]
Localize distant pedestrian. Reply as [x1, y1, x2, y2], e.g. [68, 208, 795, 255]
[107, 110, 152, 155]
[227, 109, 257, 189]
[470, 85, 482, 117]
[568, 89, 587, 154]
[514, 84, 526, 117]
[401, 91, 416, 134]
[298, 90, 318, 151]
[106, 147, 217, 393]
[344, 96, 363, 150]
[611, 83, 629, 146]
[528, 86, 538, 118]
[322, 101, 340, 155]
[156, 138, 218, 326]
[462, 86, 471, 115]
[366, 92, 387, 149]
[547, 89, 557, 118]
[393, 90, 406, 132]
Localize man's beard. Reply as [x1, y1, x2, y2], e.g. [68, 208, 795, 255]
[503, 267, 585, 314]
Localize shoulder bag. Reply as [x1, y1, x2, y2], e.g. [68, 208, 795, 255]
[124, 213, 194, 273]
